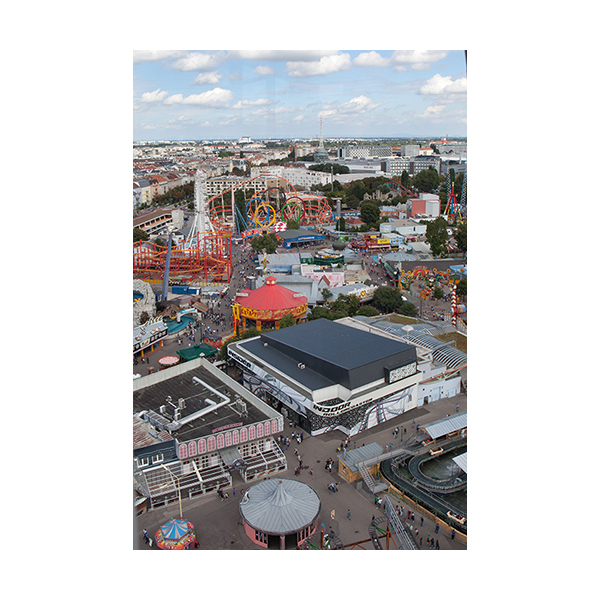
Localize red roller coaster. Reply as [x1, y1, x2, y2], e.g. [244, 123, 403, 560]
[207, 174, 332, 233]
[133, 231, 232, 283]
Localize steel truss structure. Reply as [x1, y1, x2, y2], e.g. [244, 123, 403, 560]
[133, 231, 232, 283]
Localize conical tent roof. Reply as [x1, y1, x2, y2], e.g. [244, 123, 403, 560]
[236, 276, 306, 312]
[239, 478, 320, 535]
[160, 518, 190, 540]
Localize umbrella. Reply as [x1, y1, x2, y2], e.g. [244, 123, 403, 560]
[155, 518, 196, 550]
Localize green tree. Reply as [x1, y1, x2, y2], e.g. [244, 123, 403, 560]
[397, 301, 418, 317]
[455, 221, 467, 255]
[356, 305, 380, 317]
[250, 232, 282, 255]
[414, 167, 439, 193]
[321, 288, 333, 305]
[400, 170, 410, 188]
[360, 201, 381, 228]
[433, 286, 444, 300]
[133, 227, 149, 243]
[372, 286, 404, 313]
[285, 219, 300, 230]
[338, 216, 346, 231]
[425, 217, 450, 257]
[308, 306, 333, 321]
[278, 313, 296, 328]
[456, 278, 467, 297]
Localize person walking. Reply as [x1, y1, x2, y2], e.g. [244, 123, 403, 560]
[420, 516, 424, 526]
[347, 509, 351, 520]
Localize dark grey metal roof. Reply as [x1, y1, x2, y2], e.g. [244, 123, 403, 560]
[239, 478, 320, 534]
[261, 318, 414, 371]
[243, 319, 417, 391]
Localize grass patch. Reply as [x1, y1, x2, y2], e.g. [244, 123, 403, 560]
[437, 332, 467, 353]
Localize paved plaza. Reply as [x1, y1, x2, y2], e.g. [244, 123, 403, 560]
[135, 394, 467, 551]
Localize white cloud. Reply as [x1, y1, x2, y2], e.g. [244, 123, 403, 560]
[292, 115, 304, 122]
[419, 74, 467, 102]
[191, 72, 222, 85]
[171, 51, 226, 72]
[390, 50, 448, 71]
[354, 51, 390, 68]
[163, 88, 233, 107]
[419, 104, 446, 118]
[251, 106, 296, 116]
[133, 50, 184, 64]
[286, 53, 352, 78]
[232, 98, 272, 109]
[319, 95, 384, 120]
[140, 89, 169, 103]
[254, 65, 276, 76]
[231, 50, 338, 62]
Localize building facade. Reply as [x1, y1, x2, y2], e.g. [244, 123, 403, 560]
[133, 358, 287, 511]
[338, 145, 393, 159]
[228, 319, 423, 437]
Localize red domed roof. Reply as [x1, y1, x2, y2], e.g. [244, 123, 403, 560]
[236, 276, 307, 312]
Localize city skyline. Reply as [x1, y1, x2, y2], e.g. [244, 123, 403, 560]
[133, 50, 467, 142]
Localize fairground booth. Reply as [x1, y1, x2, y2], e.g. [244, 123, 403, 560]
[233, 276, 308, 333]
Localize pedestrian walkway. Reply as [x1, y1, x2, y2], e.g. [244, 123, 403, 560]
[135, 394, 467, 550]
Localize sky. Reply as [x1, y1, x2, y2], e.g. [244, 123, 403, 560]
[133, 50, 466, 142]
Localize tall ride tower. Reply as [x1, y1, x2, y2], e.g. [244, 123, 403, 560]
[314, 117, 329, 163]
[187, 168, 214, 244]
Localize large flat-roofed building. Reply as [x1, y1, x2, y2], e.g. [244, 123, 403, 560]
[228, 318, 423, 436]
[133, 358, 287, 510]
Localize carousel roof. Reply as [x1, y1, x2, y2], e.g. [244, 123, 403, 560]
[236, 276, 307, 312]
[239, 478, 320, 535]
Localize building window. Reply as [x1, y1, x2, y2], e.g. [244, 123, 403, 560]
[248, 425, 256, 440]
[137, 457, 150, 468]
[240, 428, 248, 443]
[232, 429, 239, 445]
[152, 453, 164, 464]
[188, 441, 197, 457]
[217, 434, 225, 449]
[198, 438, 206, 454]
[207, 437, 216, 451]
[256, 423, 264, 438]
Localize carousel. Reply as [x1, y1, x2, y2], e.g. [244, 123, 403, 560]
[155, 518, 196, 550]
[233, 276, 308, 334]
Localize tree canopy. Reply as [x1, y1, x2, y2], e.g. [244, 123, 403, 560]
[133, 227, 149, 243]
[455, 221, 467, 255]
[413, 167, 439, 193]
[360, 201, 381, 228]
[425, 217, 450, 257]
[250, 232, 282, 255]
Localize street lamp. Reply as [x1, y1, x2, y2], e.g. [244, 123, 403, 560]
[160, 464, 183, 519]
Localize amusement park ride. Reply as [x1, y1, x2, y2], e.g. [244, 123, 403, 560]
[133, 169, 333, 284]
[443, 170, 467, 223]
